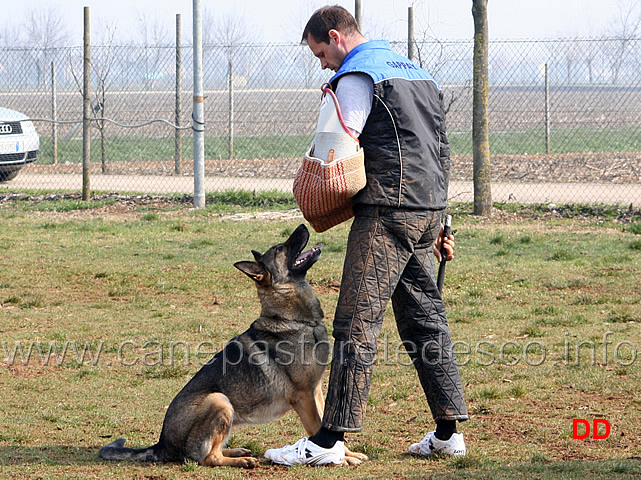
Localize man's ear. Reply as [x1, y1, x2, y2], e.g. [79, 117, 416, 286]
[328, 28, 340, 44]
[234, 261, 267, 283]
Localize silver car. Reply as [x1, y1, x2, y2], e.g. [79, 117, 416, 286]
[0, 107, 39, 181]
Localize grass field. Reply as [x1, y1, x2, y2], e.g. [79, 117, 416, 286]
[1, 196, 640, 479]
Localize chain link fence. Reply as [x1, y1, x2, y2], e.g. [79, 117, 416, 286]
[0, 37, 639, 205]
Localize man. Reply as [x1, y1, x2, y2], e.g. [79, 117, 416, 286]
[265, 5, 468, 466]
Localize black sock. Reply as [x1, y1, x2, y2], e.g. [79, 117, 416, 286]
[309, 427, 344, 448]
[435, 420, 457, 441]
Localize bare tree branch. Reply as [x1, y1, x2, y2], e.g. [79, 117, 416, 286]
[21, 6, 71, 87]
[134, 11, 171, 90]
[204, 7, 262, 49]
[606, 0, 641, 83]
[24, 5, 72, 49]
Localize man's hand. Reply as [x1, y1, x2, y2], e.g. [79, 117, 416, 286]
[434, 226, 455, 263]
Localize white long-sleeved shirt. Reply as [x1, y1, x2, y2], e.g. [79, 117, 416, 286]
[334, 73, 373, 137]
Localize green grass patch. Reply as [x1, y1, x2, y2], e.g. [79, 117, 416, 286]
[37, 133, 313, 164]
[449, 126, 641, 155]
[11, 197, 119, 212]
[33, 125, 641, 164]
[0, 198, 639, 479]
[205, 189, 298, 209]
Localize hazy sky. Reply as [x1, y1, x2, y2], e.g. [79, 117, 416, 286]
[5, 0, 625, 44]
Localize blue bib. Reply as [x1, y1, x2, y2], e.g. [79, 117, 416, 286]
[330, 40, 440, 88]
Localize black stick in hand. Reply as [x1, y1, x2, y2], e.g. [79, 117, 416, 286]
[436, 215, 452, 294]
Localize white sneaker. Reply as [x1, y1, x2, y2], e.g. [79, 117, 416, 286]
[408, 431, 466, 457]
[264, 437, 345, 466]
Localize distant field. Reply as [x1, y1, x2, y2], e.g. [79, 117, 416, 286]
[29, 125, 641, 166]
[4, 85, 641, 127]
[4, 85, 639, 201]
[3, 84, 641, 139]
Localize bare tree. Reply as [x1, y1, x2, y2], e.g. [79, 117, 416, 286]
[135, 11, 172, 90]
[562, 39, 584, 84]
[93, 19, 120, 173]
[607, 0, 641, 84]
[24, 6, 71, 48]
[358, 13, 394, 41]
[472, 0, 492, 216]
[284, 0, 325, 88]
[23, 6, 71, 87]
[584, 40, 599, 84]
[202, 8, 264, 87]
[204, 7, 262, 62]
[0, 22, 22, 48]
[285, 0, 325, 38]
[0, 23, 23, 87]
[407, 4, 471, 130]
[203, 8, 262, 159]
[205, 8, 261, 46]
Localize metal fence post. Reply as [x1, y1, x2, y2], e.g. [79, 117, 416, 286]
[408, 7, 414, 61]
[192, 0, 205, 208]
[355, 0, 362, 30]
[51, 60, 58, 165]
[228, 59, 234, 160]
[82, 6, 91, 200]
[545, 63, 550, 154]
[175, 13, 182, 175]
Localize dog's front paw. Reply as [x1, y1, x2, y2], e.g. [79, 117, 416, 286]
[223, 447, 254, 457]
[342, 456, 362, 466]
[238, 456, 259, 469]
[344, 446, 368, 464]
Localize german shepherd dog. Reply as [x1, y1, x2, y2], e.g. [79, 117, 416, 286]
[100, 224, 366, 468]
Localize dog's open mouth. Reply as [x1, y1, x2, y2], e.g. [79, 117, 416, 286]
[293, 244, 323, 271]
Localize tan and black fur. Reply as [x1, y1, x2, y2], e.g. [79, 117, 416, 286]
[100, 224, 366, 468]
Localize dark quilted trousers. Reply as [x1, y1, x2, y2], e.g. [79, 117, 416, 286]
[322, 206, 468, 432]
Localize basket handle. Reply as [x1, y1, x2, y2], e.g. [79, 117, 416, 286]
[321, 83, 360, 144]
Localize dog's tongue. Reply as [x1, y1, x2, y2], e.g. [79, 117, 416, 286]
[295, 244, 323, 266]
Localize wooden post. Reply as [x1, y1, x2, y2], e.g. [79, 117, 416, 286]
[472, 0, 492, 215]
[82, 6, 91, 200]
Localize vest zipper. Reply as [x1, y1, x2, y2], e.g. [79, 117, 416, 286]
[375, 94, 403, 207]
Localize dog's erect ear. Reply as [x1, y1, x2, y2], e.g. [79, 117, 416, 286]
[234, 261, 267, 283]
[251, 250, 262, 262]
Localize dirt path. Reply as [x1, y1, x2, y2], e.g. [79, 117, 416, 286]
[3, 151, 640, 205]
[3, 173, 639, 205]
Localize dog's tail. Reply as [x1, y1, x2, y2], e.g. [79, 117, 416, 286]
[99, 438, 161, 462]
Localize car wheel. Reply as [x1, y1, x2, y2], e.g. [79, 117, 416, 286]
[0, 170, 20, 182]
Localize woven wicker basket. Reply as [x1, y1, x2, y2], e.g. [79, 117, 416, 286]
[293, 84, 366, 233]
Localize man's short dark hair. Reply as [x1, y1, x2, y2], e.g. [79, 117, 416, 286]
[301, 5, 360, 44]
